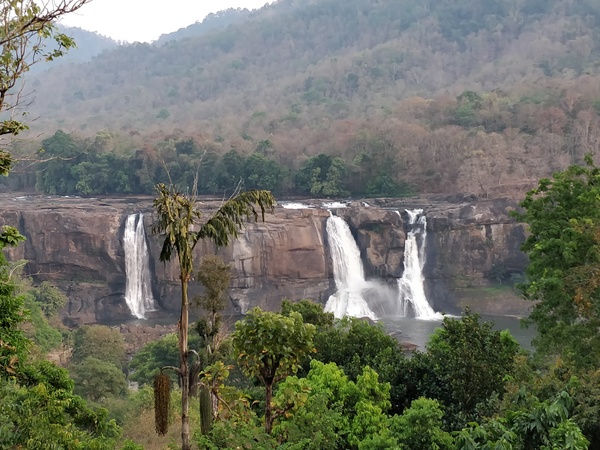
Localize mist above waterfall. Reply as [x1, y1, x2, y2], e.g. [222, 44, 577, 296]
[124, 214, 156, 319]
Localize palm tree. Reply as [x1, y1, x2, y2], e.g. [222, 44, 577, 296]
[152, 183, 276, 450]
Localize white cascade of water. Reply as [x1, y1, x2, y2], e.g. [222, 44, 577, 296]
[324, 214, 377, 320]
[124, 214, 156, 319]
[397, 209, 442, 320]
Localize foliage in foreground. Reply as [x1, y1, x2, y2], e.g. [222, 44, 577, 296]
[0, 229, 123, 448]
[189, 304, 587, 450]
[232, 307, 316, 434]
[515, 156, 600, 368]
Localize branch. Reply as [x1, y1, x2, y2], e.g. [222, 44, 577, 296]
[213, 392, 235, 416]
[273, 402, 296, 421]
[0, 1, 92, 46]
[161, 366, 182, 376]
[8, 261, 28, 281]
[12, 158, 60, 173]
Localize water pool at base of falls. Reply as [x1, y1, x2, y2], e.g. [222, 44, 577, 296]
[381, 314, 535, 351]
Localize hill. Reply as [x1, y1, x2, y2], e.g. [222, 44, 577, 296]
[27, 25, 119, 75]
[7, 0, 600, 198]
[154, 7, 255, 44]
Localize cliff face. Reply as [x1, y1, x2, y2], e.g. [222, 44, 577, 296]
[0, 195, 529, 324]
[1, 198, 130, 323]
[149, 208, 333, 315]
[425, 198, 529, 315]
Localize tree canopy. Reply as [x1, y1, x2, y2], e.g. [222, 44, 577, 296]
[232, 307, 316, 433]
[0, 0, 91, 175]
[515, 156, 600, 367]
[0, 227, 28, 378]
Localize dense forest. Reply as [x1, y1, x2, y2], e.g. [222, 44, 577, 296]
[3, 253, 599, 449]
[4, 0, 600, 197]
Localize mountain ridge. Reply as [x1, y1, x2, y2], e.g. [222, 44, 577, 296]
[6, 0, 600, 198]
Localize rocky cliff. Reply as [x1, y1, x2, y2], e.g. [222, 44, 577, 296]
[0, 194, 529, 324]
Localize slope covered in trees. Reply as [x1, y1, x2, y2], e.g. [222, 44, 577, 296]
[25, 25, 119, 75]
[8, 0, 600, 197]
[154, 8, 255, 44]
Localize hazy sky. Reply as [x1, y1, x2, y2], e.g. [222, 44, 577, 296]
[61, 0, 272, 43]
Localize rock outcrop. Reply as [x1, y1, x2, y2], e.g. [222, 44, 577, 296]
[149, 207, 333, 315]
[425, 198, 529, 315]
[0, 194, 530, 324]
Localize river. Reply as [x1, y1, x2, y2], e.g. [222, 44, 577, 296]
[381, 314, 536, 351]
[119, 311, 536, 353]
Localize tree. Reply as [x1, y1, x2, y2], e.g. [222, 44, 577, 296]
[214, 149, 245, 192]
[273, 360, 395, 449]
[514, 157, 600, 367]
[0, 226, 27, 378]
[0, 1, 91, 176]
[295, 154, 349, 197]
[500, 357, 600, 447]
[175, 138, 197, 156]
[22, 293, 62, 353]
[390, 398, 454, 450]
[348, 365, 394, 448]
[304, 314, 408, 416]
[232, 307, 316, 434]
[312, 316, 402, 381]
[404, 310, 520, 429]
[152, 183, 275, 450]
[129, 333, 181, 387]
[31, 281, 67, 318]
[35, 130, 82, 194]
[194, 255, 231, 433]
[349, 130, 399, 195]
[281, 299, 335, 330]
[195, 255, 231, 356]
[456, 391, 589, 450]
[0, 6, 128, 444]
[70, 325, 126, 369]
[71, 357, 128, 402]
[0, 362, 122, 449]
[428, 311, 520, 410]
[243, 152, 285, 193]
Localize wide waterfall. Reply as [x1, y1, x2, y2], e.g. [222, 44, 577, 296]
[124, 214, 156, 319]
[397, 209, 441, 320]
[324, 214, 377, 320]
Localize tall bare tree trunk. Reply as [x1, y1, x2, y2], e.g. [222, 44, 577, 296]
[152, 183, 275, 449]
[199, 387, 212, 435]
[180, 275, 190, 450]
[265, 382, 273, 434]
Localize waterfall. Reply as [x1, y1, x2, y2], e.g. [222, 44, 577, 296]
[324, 214, 377, 320]
[397, 209, 441, 320]
[124, 214, 156, 319]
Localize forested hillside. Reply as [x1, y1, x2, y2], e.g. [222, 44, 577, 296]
[27, 25, 118, 74]
[9, 0, 600, 197]
[154, 7, 255, 44]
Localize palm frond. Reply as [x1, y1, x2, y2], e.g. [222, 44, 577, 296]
[152, 183, 201, 271]
[197, 190, 275, 248]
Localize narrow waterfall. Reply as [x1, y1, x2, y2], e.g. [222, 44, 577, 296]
[397, 209, 441, 320]
[124, 214, 156, 319]
[324, 214, 377, 320]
